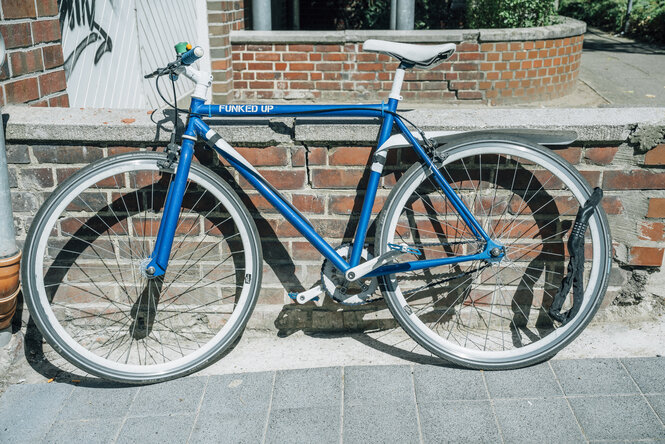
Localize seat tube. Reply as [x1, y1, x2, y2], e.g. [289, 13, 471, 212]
[147, 137, 196, 276]
[349, 97, 400, 267]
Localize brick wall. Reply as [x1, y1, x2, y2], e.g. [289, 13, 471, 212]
[208, 0, 244, 104]
[0, 0, 68, 107]
[230, 36, 583, 104]
[6, 129, 665, 330]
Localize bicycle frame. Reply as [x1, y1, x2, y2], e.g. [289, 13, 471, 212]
[146, 96, 502, 279]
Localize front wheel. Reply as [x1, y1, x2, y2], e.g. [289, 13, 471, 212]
[376, 138, 611, 369]
[22, 152, 263, 383]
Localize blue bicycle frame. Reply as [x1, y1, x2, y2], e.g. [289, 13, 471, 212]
[146, 96, 502, 278]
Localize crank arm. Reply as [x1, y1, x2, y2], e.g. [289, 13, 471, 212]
[344, 243, 421, 282]
[289, 285, 325, 306]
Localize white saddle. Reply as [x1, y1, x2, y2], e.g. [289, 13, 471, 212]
[362, 39, 456, 69]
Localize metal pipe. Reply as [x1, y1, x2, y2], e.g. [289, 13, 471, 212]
[624, 0, 634, 34]
[252, 0, 272, 30]
[0, 33, 19, 347]
[293, 0, 299, 30]
[390, 0, 397, 29]
[396, 0, 415, 30]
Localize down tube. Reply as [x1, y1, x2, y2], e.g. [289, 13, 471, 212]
[192, 119, 350, 273]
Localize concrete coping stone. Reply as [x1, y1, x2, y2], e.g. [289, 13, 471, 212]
[3, 105, 664, 145]
[231, 17, 586, 44]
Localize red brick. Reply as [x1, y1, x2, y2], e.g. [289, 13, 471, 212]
[311, 169, 364, 189]
[239, 170, 305, 190]
[289, 44, 314, 52]
[39, 70, 67, 95]
[292, 194, 325, 213]
[554, 147, 582, 164]
[329, 195, 385, 215]
[291, 241, 322, 260]
[32, 19, 61, 43]
[42, 44, 65, 69]
[647, 198, 665, 218]
[0, 22, 32, 49]
[329, 147, 372, 166]
[644, 144, 665, 166]
[289, 63, 314, 71]
[601, 196, 623, 215]
[603, 171, 665, 190]
[225, 146, 288, 166]
[211, 59, 230, 70]
[247, 62, 272, 70]
[283, 53, 307, 61]
[316, 44, 341, 52]
[36, 0, 58, 16]
[629, 246, 664, 267]
[584, 147, 618, 165]
[255, 52, 280, 61]
[315, 81, 340, 90]
[458, 91, 483, 100]
[10, 49, 44, 76]
[5, 77, 39, 103]
[639, 221, 665, 241]
[1, 0, 36, 18]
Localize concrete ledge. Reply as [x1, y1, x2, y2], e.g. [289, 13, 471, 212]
[231, 17, 585, 44]
[4, 105, 664, 145]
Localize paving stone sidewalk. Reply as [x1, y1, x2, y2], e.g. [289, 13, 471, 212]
[1, 357, 664, 443]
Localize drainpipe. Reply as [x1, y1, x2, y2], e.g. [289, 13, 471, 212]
[253, 0, 272, 30]
[396, 0, 415, 30]
[623, 0, 634, 34]
[0, 33, 21, 348]
[293, 0, 299, 30]
[390, 0, 397, 29]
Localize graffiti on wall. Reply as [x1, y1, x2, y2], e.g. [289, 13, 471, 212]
[59, 0, 114, 78]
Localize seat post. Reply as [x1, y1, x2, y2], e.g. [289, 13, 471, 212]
[389, 65, 408, 101]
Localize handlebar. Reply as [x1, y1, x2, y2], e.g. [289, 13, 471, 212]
[143, 45, 204, 79]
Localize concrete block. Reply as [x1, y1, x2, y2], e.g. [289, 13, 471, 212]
[621, 357, 665, 394]
[129, 376, 207, 416]
[266, 407, 340, 444]
[343, 402, 420, 444]
[43, 418, 122, 444]
[413, 364, 487, 402]
[200, 372, 274, 415]
[646, 394, 665, 423]
[344, 365, 414, 406]
[494, 397, 584, 442]
[191, 411, 266, 443]
[484, 362, 563, 399]
[56, 382, 138, 421]
[117, 414, 195, 444]
[551, 358, 638, 395]
[272, 367, 341, 409]
[568, 395, 665, 441]
[419, 400, 500, 443]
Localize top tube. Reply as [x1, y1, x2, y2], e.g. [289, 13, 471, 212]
[191, 100, 387, 119]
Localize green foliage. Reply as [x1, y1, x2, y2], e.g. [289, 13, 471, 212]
[559, 0, 665, 45]
[559, 0, 627, 32]
[466, 0, 556, 28]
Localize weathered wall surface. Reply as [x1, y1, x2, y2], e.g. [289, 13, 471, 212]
[0, 0, 68, 107]
[4, 106, 665, 331]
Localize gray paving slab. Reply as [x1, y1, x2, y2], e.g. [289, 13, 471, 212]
[266, 406, 340, 444]
[128, 376, 207, 417]
[42, 419, 123, 444]
[622, 357, 665, 394]
[56, 382, 138, 421]
[190, 411, 267, 444]
[344, 365, 414, 406]
[343, 402, 420, 444]
[116, 414, 196, 444]
[413, 364, 487, 402]
[647, 395, 665, 423]
[494, 397, 585, 443]
[199, 371, 273, 415]
[0, 382, 73, 443]
[551, 358, 638, 395]
[271, 366, 341, 409]
[484, 362, 562, 399]
[568, 395, 665, 441]
[418, 400, 501, 443]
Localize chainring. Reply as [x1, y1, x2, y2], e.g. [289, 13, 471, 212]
[320, 244, 382, 305]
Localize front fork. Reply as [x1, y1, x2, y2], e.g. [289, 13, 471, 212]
[144, 127, 198, 278]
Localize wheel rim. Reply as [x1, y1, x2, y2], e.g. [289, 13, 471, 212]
[381, 143, 608, 365]
[28, 155, 256, 377]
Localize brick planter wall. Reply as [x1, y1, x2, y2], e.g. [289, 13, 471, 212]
[4, 106, 665, 331]
[208, 0, 245, 104]
[225, 18, 586, 104]
[0, 0, 68, 107]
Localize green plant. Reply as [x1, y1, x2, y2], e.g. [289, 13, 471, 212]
[467, 0, 556, 28]
[559, 0, 626, 32]
[628, 0, 665, 44]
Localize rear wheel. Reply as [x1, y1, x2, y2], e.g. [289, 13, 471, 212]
[377, 138, 611, 369]
[22, 152, 262, 383]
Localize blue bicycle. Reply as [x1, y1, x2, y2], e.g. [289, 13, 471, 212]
[22, 41, 611, 383]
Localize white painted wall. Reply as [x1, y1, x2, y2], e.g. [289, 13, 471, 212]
[60, 0, 210, 109]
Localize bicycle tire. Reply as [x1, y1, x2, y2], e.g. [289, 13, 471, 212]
[22, 152, 262, 383]
[376, 136, 611, 369]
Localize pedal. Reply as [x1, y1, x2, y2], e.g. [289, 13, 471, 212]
[288, 285, 324, 306]
[345, 243, 421, 282]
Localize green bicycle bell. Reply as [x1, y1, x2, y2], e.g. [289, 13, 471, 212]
[174, 41, 190, 55]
